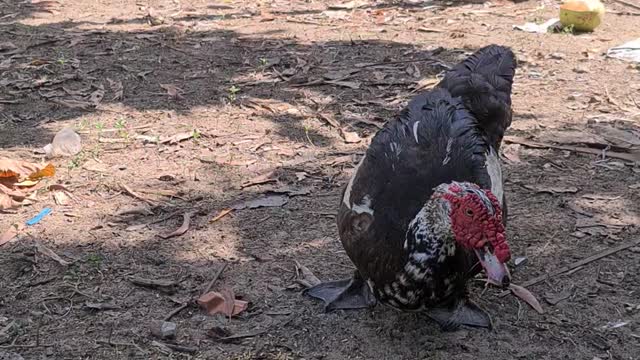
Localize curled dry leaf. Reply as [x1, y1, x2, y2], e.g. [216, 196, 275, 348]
[197, 289, 248, 317]
[509, 283, 544, 314]
[159, 212, 191, 239]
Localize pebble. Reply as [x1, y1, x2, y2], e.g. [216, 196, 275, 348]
[150, 320, 177, 340]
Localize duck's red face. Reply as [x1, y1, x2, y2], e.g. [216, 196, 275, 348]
[440, 182, 511, 287]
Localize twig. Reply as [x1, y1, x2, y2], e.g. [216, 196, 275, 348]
[202, 262, 228, 296]
[119, 183, 157, 206]
[504, 136, 640, 162]
[611, 0, 640, 11]
[151, 341, 198, 354]
[164, 303, 189, 322]
[96, 339, 147, 354]
[217, 328, 268, 342]
[499, 238, 640, 297]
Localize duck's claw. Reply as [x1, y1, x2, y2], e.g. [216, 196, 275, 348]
[305, 271, 377, 312]
[426, 299, 493, 331]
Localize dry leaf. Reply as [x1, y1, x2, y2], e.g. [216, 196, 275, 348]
[325, 80, 361, 89]
[159, 131, 194, 144]
[341, 129, 361, 143]
[160, 84, 183, 99]
[232, 195, 288, 210]
[53, 98, 94, 110]
[0, 223, 25, 247]
[159, 212, 191, 239]
[197, 290, 248, 317]
[28, 163, 56, 180]
[107, 78, 123, 100]
[89, 89, 105, 105]
[328, 0, 368, 10]
[510, 283, 544, 314]
[295, 261, 321, 288]
[53, 190, 71, 205]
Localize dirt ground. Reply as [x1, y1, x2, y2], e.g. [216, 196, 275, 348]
[1, 0, 639, 359]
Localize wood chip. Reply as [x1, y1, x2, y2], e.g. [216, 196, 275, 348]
[36, 242, 70, 266]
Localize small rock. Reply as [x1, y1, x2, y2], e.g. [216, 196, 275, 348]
[550, 52, 566, 60]
[150, 320, 177, 340]
[514, 257, 528, 267]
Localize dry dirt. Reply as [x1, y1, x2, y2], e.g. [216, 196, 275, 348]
[1, 0, 639, 359]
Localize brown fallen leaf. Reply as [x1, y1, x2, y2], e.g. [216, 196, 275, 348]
[36, 242, 70, 266]
[197, 290, 248, 317]
[341, 129, 361, 143]
[159, 212, 191, 239]
[0, 223, 25, 247]
[240, 171, 277, 188]
[509, 283, 544, 314]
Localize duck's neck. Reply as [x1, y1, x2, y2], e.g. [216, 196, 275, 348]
[403, 198, 456, 276]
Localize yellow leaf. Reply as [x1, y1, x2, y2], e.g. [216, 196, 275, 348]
[28, 163, 55, 180]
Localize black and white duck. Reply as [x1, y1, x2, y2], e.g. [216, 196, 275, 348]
[307, 45, 517, 330]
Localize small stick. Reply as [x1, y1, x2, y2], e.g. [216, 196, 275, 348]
[202, 262, 228, 296]
[164, 303, 189, 322]
[163, 262, 228, 321]
[499, 238, 640, 297]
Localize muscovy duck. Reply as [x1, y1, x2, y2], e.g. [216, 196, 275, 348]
[307, 45, 517, 330]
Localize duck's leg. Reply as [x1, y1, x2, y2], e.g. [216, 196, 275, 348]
[305, 271, 377, 312]
[425, 297, 493, 331]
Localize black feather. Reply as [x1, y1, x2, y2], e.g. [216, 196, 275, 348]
[437, 45, 517, 150]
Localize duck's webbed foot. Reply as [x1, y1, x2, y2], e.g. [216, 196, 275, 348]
[305, 271, 377, 312]
[425, 298, 493, 331]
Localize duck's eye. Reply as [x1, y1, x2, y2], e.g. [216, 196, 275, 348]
[465, 209, 474, 217]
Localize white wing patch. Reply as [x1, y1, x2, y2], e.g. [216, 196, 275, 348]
[442, 138, 453, 165]
[352, 195, 374, 216]
[342, 154, 366, 208]
[485, 147, 504, 206]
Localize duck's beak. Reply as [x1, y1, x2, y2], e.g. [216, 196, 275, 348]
[474, 245, 511, 288]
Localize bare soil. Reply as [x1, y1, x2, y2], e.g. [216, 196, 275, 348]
[1, 0, 639, 359]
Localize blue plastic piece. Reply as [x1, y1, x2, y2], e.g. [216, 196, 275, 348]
[26, 207, 52, 226]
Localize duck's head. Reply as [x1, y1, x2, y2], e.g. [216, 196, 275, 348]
[432, 181, 511, 287]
